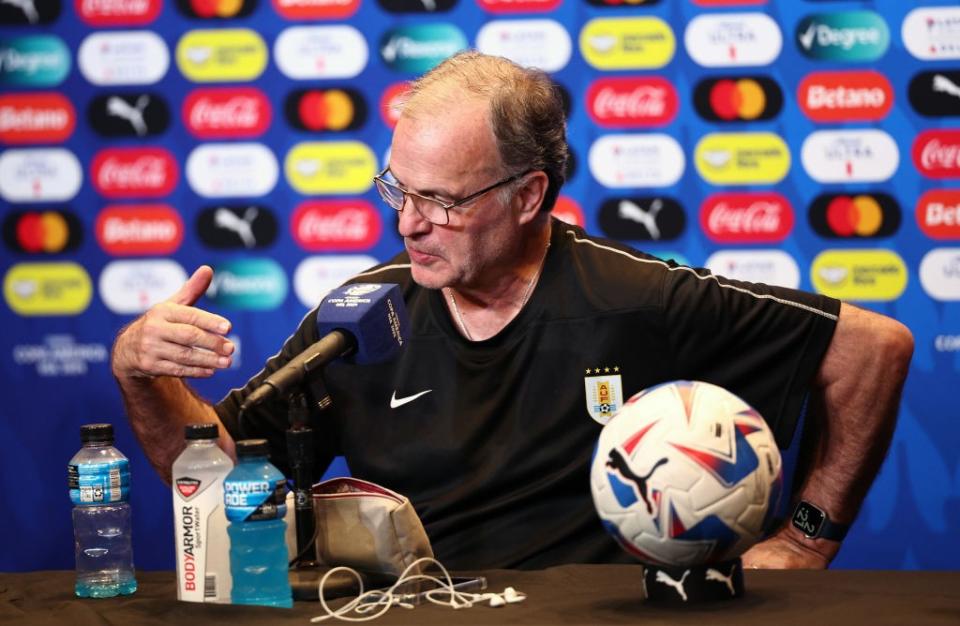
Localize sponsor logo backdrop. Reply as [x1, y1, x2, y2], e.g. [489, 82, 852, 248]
[1, 1, 957, 571]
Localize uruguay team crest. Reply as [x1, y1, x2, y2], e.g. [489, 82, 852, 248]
[584, 366, 623, 424]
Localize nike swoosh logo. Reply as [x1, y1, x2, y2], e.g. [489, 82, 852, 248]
[390, 389, 432, 409]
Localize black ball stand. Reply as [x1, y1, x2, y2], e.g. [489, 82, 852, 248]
[642, 557, 744, 604]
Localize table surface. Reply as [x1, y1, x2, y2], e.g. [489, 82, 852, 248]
[2, 567, 959, 626]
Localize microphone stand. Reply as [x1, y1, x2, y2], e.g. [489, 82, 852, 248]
[286, 383, 330, 568]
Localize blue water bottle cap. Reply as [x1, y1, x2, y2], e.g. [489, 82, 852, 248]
[236, 439, 269, 458]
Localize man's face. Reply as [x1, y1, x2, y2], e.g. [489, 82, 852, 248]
[388, 100, 522, 291]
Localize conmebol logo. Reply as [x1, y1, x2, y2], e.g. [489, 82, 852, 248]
[705, 250, 800, 290]
[78, 31, 169, 86]
[476, 20, 571, 73]
[796, 11, 889, 61]
[586, 77, 677, 127]
[183, 87, 271, 139]
[292, 200, 381, 251]
[95, 205, 183, 256]
[92, 147, 178, 198]
[99, 259, 187, 314]
[920, 248, 960, 301]
[700, 192, 793, 243]
[0, 148, 82, 203]
[0, 92, 75, 143]
[798, 70, 893, 122]
[916, 190, 960, 240]
[902, 7, 960, 61]
[380, 24, 467, 73]
[913, 130, 960, 179]
[293, 255, 377, 308]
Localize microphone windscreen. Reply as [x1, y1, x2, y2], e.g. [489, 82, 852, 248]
[315, 283, 409, 365]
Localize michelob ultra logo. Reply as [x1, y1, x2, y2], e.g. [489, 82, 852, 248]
[580, 17, 675, 70]
[811, 249, 907, 301]
[796, 11, 889, 62]
[285, 141, 377, 195]
[207, 259, 287, 310]
[78, 31, 169, 86]
[801, 129, 899, 183]
[274, 26, 368, 80]
[0, 92, 75, 143]
[919, 248, 960, 301]
[0, 36, 71, 87]
[4, 262, 92, 316]
[917, 190, 960, 240]
[902, 7, 960, 61]
[0, 148, 82, 203]
[694, 132, 790, 186]
[176, 29, 267, 83]
[798, 70, 893, 123]
[683, 13, 781, 68]
[380, 24, 467, 74]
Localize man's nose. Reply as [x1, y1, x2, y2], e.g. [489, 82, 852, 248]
[397, 195, 430, 237]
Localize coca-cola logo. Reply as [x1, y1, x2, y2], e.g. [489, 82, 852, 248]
[476, 0, 560, 14]
[586, 77, 678, 127]
[0, 93, 75, 144]
[798, 70, 893, 123]
[552, 196, 584, 228]
[917, 190, 960, 240]
[183, 87, 271, 139]
[291, 200, 381, 251]
[272, 0, 359, 20]
[76, 0, 161, 25]
[380, 82, 411, 129]
[701, 193, 794, 243]
[91, 148, 178, 198]
[913, 130, 960, 178]
[95, 204, 183, 255]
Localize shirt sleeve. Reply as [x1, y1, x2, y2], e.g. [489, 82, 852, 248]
[659, 265, 840, 448]
[214, 306, 340, 480]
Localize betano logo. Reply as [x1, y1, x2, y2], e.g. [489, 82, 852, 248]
[285, 141, 376, 194]
[917, 190, 960, 240]
[811, 250, 906, 301]
[0, 148, 82, 203]
[380, 24, 467, 73]
[580, 17, 675, 70]
[95, 205, 183, 256]
[683, 13, 781, 68]
[920, 248, 960, 301]
[798, 70, 893, 122]
[207, 259, 287, 310]
[476, 20, 571, 73]
[176, 29, 267, 83]
[186, 143, 278, 198]
[78, 31, 168, 86]
[586, 76, 678, 127]
[693, 76, 782, 122]
[272, 0, 359, 20]
[694, 132, 790, 185]
[0, 35, 71, 87]
[477, 0, 559, 13]
[801, 129, 899, 183]
[808, 193, 900, 239]
[796, 11, 889, 61]
[77, 0, 161, 25]
[3, 210, 82, 254]
[275, 26, 368, 80]
[292, 200, 381, 251]
[902, 7, 960, 61]
[286, 88, 366, 132]
[4, 262, 92, 316]
[0, 92, 75, 144]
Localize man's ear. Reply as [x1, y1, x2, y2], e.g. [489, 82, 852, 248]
[514, 171, 550, 225]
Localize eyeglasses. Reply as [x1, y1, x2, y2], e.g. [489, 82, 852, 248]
[374, 166, 531, 226]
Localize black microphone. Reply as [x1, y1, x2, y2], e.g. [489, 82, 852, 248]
[239, 283, 409, 412]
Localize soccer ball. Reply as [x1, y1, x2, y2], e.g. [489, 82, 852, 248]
[590, 380, 782, 567]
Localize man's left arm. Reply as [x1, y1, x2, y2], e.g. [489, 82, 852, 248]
[742, 302, 914, 568]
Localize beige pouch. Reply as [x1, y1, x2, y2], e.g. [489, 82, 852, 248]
[312, 477, 434, 577]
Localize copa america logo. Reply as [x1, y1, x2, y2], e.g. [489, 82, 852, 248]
[344, 283, 382, 296]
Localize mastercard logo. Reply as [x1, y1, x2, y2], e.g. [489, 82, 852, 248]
[808, 193, 900, 239]
[285, 88, 366, 133]
[174, 0, 256, 19]
[3, 210, 82, 254]
[693, 76, 782, 122]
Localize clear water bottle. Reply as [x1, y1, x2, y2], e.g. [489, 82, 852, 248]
[68, 423, 137, 598]
[172, 423, 233, 603]
[224, 439, 292, 608]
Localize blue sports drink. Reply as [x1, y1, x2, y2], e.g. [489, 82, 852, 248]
[68, 423, 137, 598]
[224, 439, 292, 608]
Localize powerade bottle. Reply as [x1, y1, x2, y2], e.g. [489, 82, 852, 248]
[68, 423, 137, 598]
[224, 439, 292, 608]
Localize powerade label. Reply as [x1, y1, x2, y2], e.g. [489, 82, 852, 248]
[68, 459, 129, 504]
[224, 479, 286, 522]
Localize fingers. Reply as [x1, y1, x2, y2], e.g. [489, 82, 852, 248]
[158, 300, 231, 335]
[168, 265, 215, 308]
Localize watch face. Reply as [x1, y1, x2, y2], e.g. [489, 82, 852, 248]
[793, 502, 825, 538]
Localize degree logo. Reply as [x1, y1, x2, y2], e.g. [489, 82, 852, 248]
[379, 82, 410, 129]
[275, 26, 368, 80]
[808, 193, 900, 239]
[285, 141, 377, 195]
[291, 200, 382, 251]
[174, 0, 256, 18]
[4, 262, 92, 316]
[207, 259, 288, 310]
[586, 76, 678, 128]
[95, 205, 184, 256]
[684, 13, 781, 68]
[477, 0, 560, 13]
[0, 36, 71, 87]
[92, 147, 178, 198]
[0, 148, 82, 203]
[913, 130, 960, 179]
[186, 143, 279, 198]
[597, 196, 685, 242]
[294, 255, 378, 308]
[98, 259, 187, 314]
[76, 0, 161, 26]
[588, 134, 685, 188]
[477, 20, 572, 73]
[917, 190, 960, 240]
[2, 0, 60, 24]
[3, 210, 82, 254]
[909, 71, 960, 118]
[811, 250, 906, 302]
[693, 76, 782, 122]
[285, 88, 366, 132]
[701, 192, 793, 243]
[902, 7, 960, 61]
[552, 196, 584, 228]
[273, 0, 360, 19]
[380, 24, 468, 73]
[920, 248, 960, 301]
[378, 0, 455, 13]
[801, 130, 899, 183]
[78, 31, 169, 86]
[796, 11, 889, 62]
[88, 93, 170, 138]
[798, 71, 893, 123]
[0, 92, 75, 144]
[177, 29, 267, 83]
[580, 17, 675, 70]
[184, 87, 271, 139]
[197, 204, 278, 249]
[694, 132, 790, 186]
[705, 250, 800, 290]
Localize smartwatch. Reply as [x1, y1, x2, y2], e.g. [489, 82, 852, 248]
[791, 500, 849, 541]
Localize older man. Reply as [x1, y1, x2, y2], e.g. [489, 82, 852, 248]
[112, 52, 913, 570]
